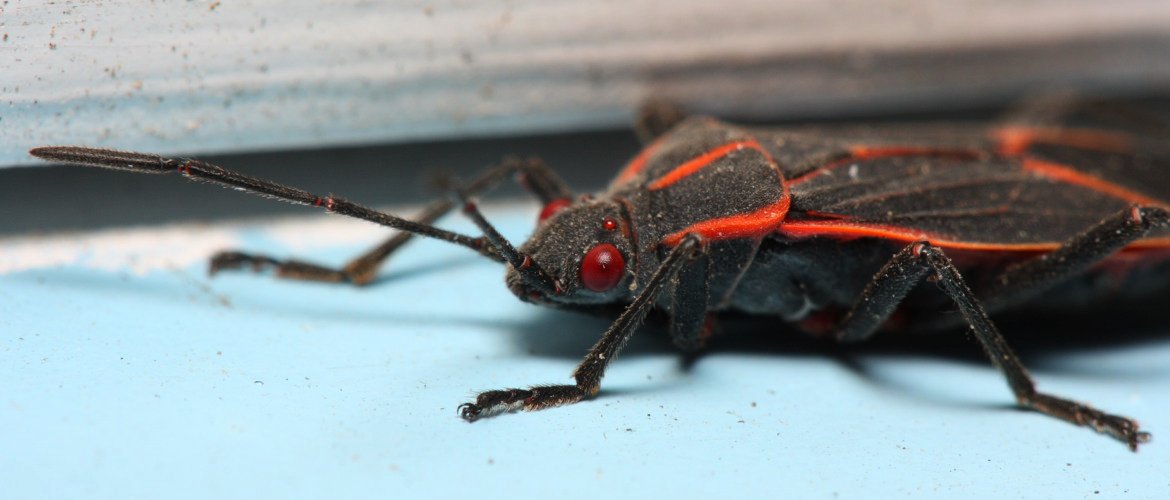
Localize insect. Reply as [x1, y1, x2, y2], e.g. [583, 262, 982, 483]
[30, 99, 1169, 451]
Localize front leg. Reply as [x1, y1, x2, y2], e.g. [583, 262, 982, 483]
[208, 198, 453, 284]
[459, 234, 704, 421]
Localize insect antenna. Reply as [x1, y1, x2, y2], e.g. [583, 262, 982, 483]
[28, 146, 504, 262]
[453, 184, 563, 296]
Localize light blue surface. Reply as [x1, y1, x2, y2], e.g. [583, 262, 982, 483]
[3, 209, 1169, 499]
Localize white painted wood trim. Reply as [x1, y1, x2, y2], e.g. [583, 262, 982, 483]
[4, 0, 1170, 167]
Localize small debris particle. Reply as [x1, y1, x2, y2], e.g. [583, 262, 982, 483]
[253, 380, 264, 385]
[487, 458, 494, 465]
[209, 1, 221, 11]
[48, 42, 57, 50]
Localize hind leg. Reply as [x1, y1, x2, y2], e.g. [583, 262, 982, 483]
[833, 206, 1170, 451]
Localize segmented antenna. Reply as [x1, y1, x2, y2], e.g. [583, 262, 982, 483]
[29, 146, 504, 262]
[454, 185, 563, 296]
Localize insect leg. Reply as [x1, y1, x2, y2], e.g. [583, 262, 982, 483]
[513, 156, 574, 204]
[999, 91, 1086, 127]
[833, 244, 932, 343]
[908, 205, 1170, 332]
[983, 205, 1170, 310]
[209, 199, 453, 284]
[835, 241, 1150, 450]
[458, 234, 704, 421]
[668, 247, 714, 351]
[201, 156, 572, 285]
[634, 100, 689, 145]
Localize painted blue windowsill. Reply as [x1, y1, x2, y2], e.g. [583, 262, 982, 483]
[2, 206, 1168, 499]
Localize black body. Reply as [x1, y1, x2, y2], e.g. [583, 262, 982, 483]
[594, 117, 1170, 325]
[30, 99, 1170, 451]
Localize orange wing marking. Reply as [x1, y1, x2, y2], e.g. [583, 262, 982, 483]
[1022, 158, 1163, 207]
[991, 127, 1134, 156]
[780, 219, 1170, 253]
[778, 220, 1061, 252]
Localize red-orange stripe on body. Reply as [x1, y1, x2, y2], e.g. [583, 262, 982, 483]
[648, 139, 764, 191]
[850, 145, 965, 159]
[991, 127, 1134, 156]
[779, 221, 1170, 252]
[778, 220, 1064, 252]
[613, 137, 665, 186]
[1127, 237, 1170, 250]
[780, 218, 1170, 285]
[661, 197, 790, 247]
[1022, 158, 1163, 207]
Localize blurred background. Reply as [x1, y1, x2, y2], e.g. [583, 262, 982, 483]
[3, 2, 1170, 498]
[4, 0, 1170, 233]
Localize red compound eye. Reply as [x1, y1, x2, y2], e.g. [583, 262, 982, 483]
[580, 243, 625, 292]
[538, 198, 572, 223]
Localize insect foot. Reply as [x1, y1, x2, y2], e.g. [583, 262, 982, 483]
[1022, 393, 1152, 451]
[208, 251, 278, 276]
[459, 385, 587, 422]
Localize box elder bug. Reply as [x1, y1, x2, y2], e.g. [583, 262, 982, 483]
[30, 99, 1169, 451]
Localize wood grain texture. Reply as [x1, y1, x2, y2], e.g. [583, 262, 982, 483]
[3, 0, 1170, 167]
